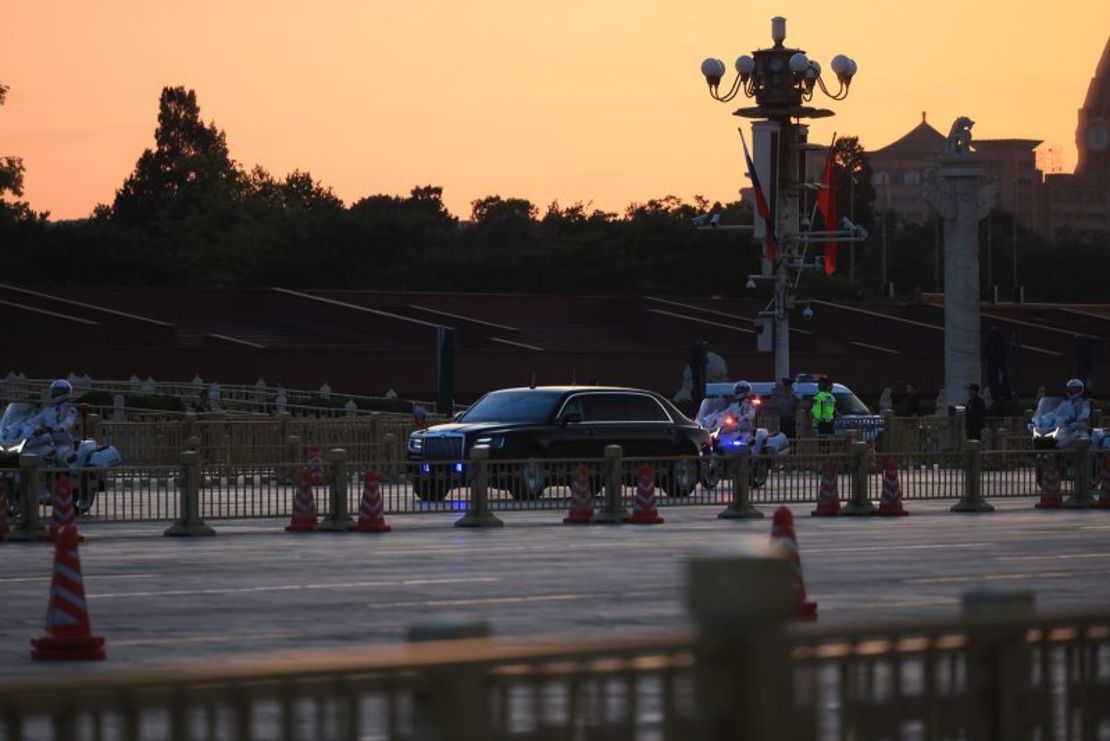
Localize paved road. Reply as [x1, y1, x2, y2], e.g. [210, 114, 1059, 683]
[2, 497, 1109, 680]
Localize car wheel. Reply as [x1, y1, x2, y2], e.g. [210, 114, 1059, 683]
[667, 457, 698, 497]
[700, 455, 724, 490]
[412, 467, 450, 502]
[510, 458, 546, 500]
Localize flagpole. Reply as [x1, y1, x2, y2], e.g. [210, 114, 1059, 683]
[739, 124, 790, 379]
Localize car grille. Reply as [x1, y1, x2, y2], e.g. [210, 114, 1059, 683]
[422, 436, 464, 461]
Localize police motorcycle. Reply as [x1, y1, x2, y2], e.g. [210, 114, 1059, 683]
[0, 400, 122, 517]
[1028, 386, 1108, 488]
[695, 386, 790, 489]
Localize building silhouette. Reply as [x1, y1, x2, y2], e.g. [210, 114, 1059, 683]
[1042, 35, 1110, 237]
[864, 35, 1110, 239]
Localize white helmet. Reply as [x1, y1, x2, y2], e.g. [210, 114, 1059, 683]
[1066, 378, 1085, 400]
[733, 380, 752, 400]
[49, 379, 73, 404]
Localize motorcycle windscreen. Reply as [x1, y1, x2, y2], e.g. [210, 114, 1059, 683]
[1034, 396, 1064, 419]
[695, 398, 732, 427]
[0, 402, 35, 443]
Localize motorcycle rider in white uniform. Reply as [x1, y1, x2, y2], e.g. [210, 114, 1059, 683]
[1055, 378, 1091, 443]
[32, 379, 78, 462]
[717, 381, 758, 434]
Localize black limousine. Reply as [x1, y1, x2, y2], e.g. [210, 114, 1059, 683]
[406, 386, 710, 500]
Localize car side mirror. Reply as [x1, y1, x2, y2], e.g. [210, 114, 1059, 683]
[452, 411, 464, 422]
[560, 411, 582, 425]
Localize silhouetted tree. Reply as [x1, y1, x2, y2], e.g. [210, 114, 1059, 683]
[107, 86, 244, 227]
[832, 136, 875, 229]
[470, 195, 537, 224]
[0, 83, 41, 225]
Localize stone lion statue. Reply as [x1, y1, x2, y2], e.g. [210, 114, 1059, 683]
[945, 116, 975, 156]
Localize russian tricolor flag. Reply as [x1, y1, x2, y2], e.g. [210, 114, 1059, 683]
[739, 128, 777, 265]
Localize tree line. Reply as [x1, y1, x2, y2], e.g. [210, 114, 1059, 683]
[1, 84, 1106, 301]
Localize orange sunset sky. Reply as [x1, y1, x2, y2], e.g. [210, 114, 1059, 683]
[2, 1, 1107, 221]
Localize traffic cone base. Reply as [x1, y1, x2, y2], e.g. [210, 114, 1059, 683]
[1035, 457, 1064, 509]
[350, 521, 392, 532]
[811, 461, 841, 516]
[351, 470, 392, 533]
[796, 600, 818, 621]
[31, 634, 105, 661]
[31, 527, 104, 661]
[624, 464, 663, 525]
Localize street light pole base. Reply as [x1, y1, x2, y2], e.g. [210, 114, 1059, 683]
[840, 500, 878, 516]
[717, 504, 765, 519]
[455, 512, 504, 528]
[163, 520, 216, 537]
[951, 497, 995, 513]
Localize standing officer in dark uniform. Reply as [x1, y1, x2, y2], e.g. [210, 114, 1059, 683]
[965, 383, 986, 441]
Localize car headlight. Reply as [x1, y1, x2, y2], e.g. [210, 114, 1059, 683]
[407, 432, 424, 453]
[474, 436, 506, 450]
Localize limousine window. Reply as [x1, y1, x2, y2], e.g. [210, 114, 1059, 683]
[563, 393, 670, 423]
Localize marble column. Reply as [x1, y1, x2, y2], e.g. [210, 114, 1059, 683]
[925, 124, 995, 404]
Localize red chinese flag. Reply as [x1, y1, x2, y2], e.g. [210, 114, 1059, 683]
[816, 143, 837, 276]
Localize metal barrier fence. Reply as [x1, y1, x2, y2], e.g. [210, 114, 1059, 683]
[4, 443, 1105, 528]
[2, 545, 1107, 740]
[96, 414, 422, 467]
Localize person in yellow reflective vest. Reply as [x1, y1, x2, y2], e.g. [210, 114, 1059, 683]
[811, 376, 836, 436]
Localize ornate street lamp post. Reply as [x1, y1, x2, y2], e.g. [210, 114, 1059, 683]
[698, 17, 865, 379]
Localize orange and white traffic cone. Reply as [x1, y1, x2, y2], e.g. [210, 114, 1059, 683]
[875, 459, 909, 516]
[350, 470, 391, 533]
[31, 526, 105, 660]
[285, 468, 319, 532]
[47, 473, 82, 542]
[563, 464, 594, 524]
[1095, 454, 1110, 510]
[308, 444, 327, 486]
[625, 464, 664, 524]
[811, 460, 841, 516]
[1035, 455, 1063, 509]
[770, 506, 817, 621]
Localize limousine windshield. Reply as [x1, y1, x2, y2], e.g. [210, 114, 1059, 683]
[459, 390, 563, 423]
